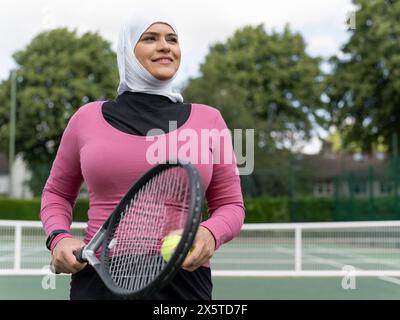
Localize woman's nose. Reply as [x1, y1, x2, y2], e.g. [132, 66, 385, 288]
[156, 39, 171, 51]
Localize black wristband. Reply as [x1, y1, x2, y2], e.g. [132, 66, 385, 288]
[46, 229, 70, 251]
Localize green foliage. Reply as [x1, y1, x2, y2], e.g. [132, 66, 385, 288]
[3, 196, 398, 223]
[325, 0, 400, 154]
[0, 197, 41, 220]
[244, 197, 289, 222]
[334, 196, 400, 221]
[183, 23, 325, 156]
[288, 197, 334, 222]
[182, 24, 325, 196]
[0, 28, 119, 195]
[71, 199, 90, 221]
[0, 197, 89, 221]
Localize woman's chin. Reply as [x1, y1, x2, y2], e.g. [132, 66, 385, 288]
[153, 72, 175, 81]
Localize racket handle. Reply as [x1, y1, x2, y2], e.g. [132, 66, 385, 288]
[73, 247, 86, 263]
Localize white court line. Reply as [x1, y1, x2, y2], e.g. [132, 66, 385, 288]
[273, 246, 346, 269]
[305, 247, 400, 286]
[213, 259, 293, 265]
[215, 248, 293, 253]
[307, 247, 400, 268]
[378, 276, 400, 285]
[275, 246, 400, 286]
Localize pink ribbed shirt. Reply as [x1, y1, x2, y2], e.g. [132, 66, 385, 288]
[40, 101, 245, 266]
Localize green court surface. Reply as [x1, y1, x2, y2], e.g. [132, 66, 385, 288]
[2, 221, 400, 300]
[1, 275, 400, 300]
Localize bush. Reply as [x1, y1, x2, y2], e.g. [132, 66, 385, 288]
[244, 197, 289, 222]
[288, 197, 334, 222]
[1, 196, 399, 223]
[0, 197, 89, 221]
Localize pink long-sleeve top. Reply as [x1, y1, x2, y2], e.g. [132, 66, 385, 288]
[40, 101, 245, 266]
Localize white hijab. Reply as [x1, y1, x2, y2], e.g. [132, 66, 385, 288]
[117, 13, 183, 103]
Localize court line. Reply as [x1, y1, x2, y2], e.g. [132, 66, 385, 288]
[306, 247, 400, 286]
[274, 246, 400, 286]
[307, 247, 400, 268]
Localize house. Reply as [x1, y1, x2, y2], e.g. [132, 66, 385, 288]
[0, 151, 88, 199]
[0, 151, 33, 198]
[305, 143, 393, 198]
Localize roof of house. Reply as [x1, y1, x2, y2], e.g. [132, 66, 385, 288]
[303, 153, 389, 179]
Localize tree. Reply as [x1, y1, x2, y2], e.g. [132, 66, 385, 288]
[182, 24, 325, 196]
[323, 130, 387, 154]
[325, 0, 400, 155]
[0, 28, 119, 196]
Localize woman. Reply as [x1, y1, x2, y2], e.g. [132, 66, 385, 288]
[40, 12, 245, 300]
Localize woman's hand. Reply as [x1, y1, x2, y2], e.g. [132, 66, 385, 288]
[52, 238, 87, 274]
[182, 226, 216, 272]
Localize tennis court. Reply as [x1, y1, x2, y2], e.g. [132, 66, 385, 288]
[2, 275, 400, 300]
[1, 220, 400, 299]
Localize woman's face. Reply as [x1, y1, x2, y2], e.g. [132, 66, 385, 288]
[134, 22, 181, 81]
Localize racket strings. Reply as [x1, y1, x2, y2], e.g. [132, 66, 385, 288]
[105, 167, 191, 291]
[125, 173, 170, 291]
[131, 168, 187, 292]
[110, 178, 159, 288]
[109, 180, 152, 286]
[115, 176, 163, 289]
[133, 169, 182, 291]
[127, 168, 185, 291]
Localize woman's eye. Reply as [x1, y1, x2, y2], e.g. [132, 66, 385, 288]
[142, 36, 178, 43]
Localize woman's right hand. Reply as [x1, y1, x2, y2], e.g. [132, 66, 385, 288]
[52, 238, 87, 274]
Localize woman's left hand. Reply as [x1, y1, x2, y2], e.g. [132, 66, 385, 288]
[182, 226, 216, 272]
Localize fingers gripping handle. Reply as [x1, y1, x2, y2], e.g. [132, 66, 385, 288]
[50, 261, 59, 274]
[50, 247, 86, 274]
[73, 247, 86, 263]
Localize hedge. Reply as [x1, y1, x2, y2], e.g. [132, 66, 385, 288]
[0, 197, 89, 222]
[1, 196, 399, 223]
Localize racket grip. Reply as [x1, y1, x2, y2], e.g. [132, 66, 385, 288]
[73, 247, 86, 263]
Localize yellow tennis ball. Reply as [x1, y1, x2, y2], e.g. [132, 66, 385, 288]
[161, 234, 193, 262]
[161, 234, 181, 262]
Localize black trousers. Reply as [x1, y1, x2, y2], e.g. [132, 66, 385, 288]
[70, 264, 213, 300]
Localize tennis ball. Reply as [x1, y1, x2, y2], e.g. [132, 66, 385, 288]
[161, 234, 181, 262]
[161, 234, 192, 262]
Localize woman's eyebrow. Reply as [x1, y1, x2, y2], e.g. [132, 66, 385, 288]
[141, 32, 177, 37]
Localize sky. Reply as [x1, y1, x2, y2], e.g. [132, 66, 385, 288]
[0, 0, 356, 153]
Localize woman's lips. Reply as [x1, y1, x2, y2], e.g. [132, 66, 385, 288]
[153, 58, 173, 65]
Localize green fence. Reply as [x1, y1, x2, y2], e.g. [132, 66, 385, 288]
[240, 154, 400, 221]
[2, 153, 400, 223]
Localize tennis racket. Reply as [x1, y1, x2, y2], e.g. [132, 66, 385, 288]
[52, 159, 203, 298]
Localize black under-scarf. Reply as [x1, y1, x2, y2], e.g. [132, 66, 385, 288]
[102, 91, 191, 136]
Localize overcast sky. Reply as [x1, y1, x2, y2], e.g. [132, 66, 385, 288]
[1, 0, 356, 152]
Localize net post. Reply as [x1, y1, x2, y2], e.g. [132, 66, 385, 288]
[14, 223, 22, 271]
[295, 226, 302, 272]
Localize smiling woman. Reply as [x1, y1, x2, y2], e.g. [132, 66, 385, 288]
[41, 10, 245, 301]
[135, 23, 181, 81]
[115, 14, 184, 102]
